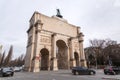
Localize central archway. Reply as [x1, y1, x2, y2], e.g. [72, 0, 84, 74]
[56, 40, 68, 69]
[40, 48, 49, 70]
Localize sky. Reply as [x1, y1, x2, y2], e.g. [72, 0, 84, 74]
[0, 0, 120, 59]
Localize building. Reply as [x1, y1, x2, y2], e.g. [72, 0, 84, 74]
[24, 10, 87, 72]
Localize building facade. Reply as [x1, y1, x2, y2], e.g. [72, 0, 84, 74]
[24, 11, 87, 72]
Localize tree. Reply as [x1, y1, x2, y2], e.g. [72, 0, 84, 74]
[9, 54, 25, 67]
[3, 45, 13, 67]
[16, 54, 25, 67]
[85, 39, 118, 68]
[0, 51, 5, 67]
[0, 53, 2, 64]
[89, 39, 105, 66]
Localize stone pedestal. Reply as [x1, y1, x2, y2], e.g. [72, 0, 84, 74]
[32, 60, 40, 72]
[81, 59, 87, 67]
[52, 58, 58, 71]
[70, 59, 76, 68]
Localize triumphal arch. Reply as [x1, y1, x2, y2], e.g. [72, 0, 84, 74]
[24, 10, 87, 72]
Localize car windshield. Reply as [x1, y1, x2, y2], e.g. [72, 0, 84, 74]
[2, 68, 12, 71]
[82, 67, 88, 70]
[105, 66, 116, 69]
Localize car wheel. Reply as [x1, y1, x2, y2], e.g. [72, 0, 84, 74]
[90, 71, 94, 75]
[11, 73, 14, 76]
[104, 72, 107, 75]
[76, 72, 79, 75]
[112, 72, 116, 75]
[73, 71, 76, 75]
[2, 74, 5, 77]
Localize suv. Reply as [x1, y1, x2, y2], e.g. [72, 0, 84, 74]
[104, 66, 120, 75]
[0, 67, 14, 77]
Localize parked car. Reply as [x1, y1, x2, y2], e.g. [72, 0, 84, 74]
[14, 67, 22, 72]
[0, 67, 14, 77]
[104, 66, 120, 75]
[72, 66, 96, 75]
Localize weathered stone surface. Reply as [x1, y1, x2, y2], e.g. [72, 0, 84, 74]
[24, 11, 86, 72]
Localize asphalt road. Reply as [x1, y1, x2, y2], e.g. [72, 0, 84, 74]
[0, 70, 120, 80]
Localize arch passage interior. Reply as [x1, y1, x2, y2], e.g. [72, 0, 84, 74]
[40, 48, 49, 70]
[56, 40, 68, 69]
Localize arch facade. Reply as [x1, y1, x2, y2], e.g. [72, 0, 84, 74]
[24, 12, 87, 72]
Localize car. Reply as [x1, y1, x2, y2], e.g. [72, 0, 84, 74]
[72, 66, 96, 75]
[104, 66, 120, 75]
[14, 67, 22, 72]
[0, 67, 14, 77]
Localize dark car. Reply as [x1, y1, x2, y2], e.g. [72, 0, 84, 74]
[72, 66, 96, 75]
[104, 66, 120, 75]
[0, 67, 14, 77]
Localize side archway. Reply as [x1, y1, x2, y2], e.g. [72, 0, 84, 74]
[40, 48, 49, 70]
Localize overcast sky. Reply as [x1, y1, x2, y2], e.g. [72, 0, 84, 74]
[0, 0, 120, 58]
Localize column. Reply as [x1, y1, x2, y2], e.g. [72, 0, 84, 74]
[32, 20, 43, 72]
[78, 33, 87, 67]
[47, 52, 51, 71]
[67, 44, 70, 69]
[69, 38, 76, 68]
[51, 33, 58, 71]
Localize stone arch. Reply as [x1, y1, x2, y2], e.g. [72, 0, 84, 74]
[56, 39, 68, 69]
[74, 52, 79, 66]
[40, 48, 49, 70]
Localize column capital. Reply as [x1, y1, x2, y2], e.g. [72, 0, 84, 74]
[78, 33, 84, 42]
[50, 57, 57, 60]
[35, 20, 43, 26]
[35, 30, 41, 34]
[68, 37, 74, 41]
[70, 58, 75, 61]
[79, 40, 83, 43]
[78, 32, 84, 37]
[52, 33, 57, 37]
[80, 59, 86, 62]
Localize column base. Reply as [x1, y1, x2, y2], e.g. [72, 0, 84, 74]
[24, 67, 31, 72]
[70, 59, 76, 69]
[31, 59, 40, 72]
[52, 57, 58, 71]
[80, 59, 87, 67]
[32, 67, 40, 72]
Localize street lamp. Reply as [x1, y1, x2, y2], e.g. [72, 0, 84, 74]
[108, 55, 112, 66]
[95, 57, 97, 69]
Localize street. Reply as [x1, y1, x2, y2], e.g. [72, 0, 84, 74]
[0, 70, 120, 80]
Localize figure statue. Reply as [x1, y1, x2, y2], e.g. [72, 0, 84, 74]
[56, 9, 63, 18]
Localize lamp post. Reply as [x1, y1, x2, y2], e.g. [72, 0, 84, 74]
[95, 57, 97, 69]
[108, 55, 112, 66]
[94, 51, 97, 69]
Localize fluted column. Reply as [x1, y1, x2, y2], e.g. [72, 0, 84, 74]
[69, 38, 75, 68]
[78, 33, 87, 67]
[32, 20, 43, 72]
[51, 33, 58, 70]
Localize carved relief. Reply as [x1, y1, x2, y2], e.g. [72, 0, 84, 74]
[40, 36, 51, 43]
[74, 42, 79, 50]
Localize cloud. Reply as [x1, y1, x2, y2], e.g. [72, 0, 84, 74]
[0, 0, 120, 58]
